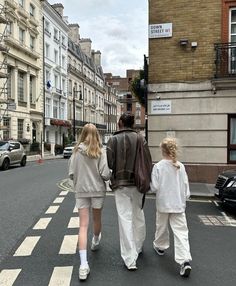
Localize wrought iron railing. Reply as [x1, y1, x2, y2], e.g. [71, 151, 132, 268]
[215, 42, 236, 78]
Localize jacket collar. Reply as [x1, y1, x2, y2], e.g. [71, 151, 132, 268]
[114, 128, 137, 135]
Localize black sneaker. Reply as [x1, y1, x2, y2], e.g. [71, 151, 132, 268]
[180, 261, 191, 277]
[153, 245, 165, 256]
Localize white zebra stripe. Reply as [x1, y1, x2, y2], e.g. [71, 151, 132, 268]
[0, 269, 21, 286]
[53, 197, 65, 204]
[59, 235, 78, 254]
[45, 206, 59, 214]
[33, 218, 52, 230]
[67, 217, 80, 228]
[13, 236, 40, 256]
[48, 266, 73, 286]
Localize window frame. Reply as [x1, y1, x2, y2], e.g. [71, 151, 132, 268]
[228, 114, 236, 163]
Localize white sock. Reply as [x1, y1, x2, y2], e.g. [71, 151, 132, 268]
[93, 235, 99, 242]
[79, 250, 88, 268]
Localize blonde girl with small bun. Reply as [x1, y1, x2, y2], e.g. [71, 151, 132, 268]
[69, 124, 110, 281]
[150, 137, 192, 278]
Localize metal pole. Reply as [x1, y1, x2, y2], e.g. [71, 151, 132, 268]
[73, 87, 76, 141]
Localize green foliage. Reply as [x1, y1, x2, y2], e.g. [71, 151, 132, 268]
[130, 70, 146, 107]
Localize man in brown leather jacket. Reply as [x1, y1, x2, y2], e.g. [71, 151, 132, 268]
[107, 112, 149, 270]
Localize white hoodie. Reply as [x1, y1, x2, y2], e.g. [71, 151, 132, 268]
[150, 159, 190, 213]
[69, 143, 111, 198]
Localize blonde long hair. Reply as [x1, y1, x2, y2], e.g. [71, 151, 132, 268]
[160, 137, 180, 169]
[74, 123, 102, 158]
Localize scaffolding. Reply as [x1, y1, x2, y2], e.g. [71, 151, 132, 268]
[0, 2, 10, 137]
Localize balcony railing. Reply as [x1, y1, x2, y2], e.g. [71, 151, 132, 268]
[215, 42, 236, 78]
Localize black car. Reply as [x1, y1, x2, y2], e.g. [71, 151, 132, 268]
[215, 170, 236, 206]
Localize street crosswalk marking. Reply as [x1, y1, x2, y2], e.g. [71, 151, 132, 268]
[33, 217, 52, 230]
[67, 217, 79, 228]
[59, 235, 78, 254]
[198, 215, 236, 227]
[53, 197, 65, 204]
[13, 236, 41, 256]
[59, 191, 68, 196]
[0, 269, 21, 286]
[48, 266, 73, 286]
[45, 205, 60, 214]
[73, 206, 77, 213]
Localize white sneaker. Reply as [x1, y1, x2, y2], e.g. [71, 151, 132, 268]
[79, 265, 90, 280]
[91, 233, 101, 251]
[127, 261, 137, 271]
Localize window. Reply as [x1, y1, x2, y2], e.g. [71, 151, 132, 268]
[228, 114, 236, 163]
[6, 22, 12, 35]
[17, 119, 24, 139]
[230, 9, 236, 73]
[7, 66, 12, 98]
[45, 98, 51, 117]
[54, 74, 58, 89]
[54, 49, 58, 64]
[45, 43, 50, 58]
[30, 76, 35, 103]
[54, 28, 59, 41]
[19, 28, 25, 44]
[30, 35, 35, 50]
[62, 55, 65, 68]
[53, 100, 59, 118]
[45, 20, 50, 34]
[61, 35, 65, 46]
[3, 118, 10, 140]
[60, 102, 65, 119]
[29, 4, 35, 17]
[62, 78, 66, 94]
[45, 70, 50, 82]
[68, 80, 72, 95]
[18, 0, 24, 7]
[18, 71, 24, 102]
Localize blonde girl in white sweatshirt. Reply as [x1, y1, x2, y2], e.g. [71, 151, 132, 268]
[150, 137, 192, 278]
[69, 124, 110, 281]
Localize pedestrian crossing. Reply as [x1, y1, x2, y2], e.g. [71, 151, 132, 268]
[0, 190, 80, 286]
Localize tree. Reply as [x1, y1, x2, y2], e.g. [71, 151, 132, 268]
[130, 70, 146, 107]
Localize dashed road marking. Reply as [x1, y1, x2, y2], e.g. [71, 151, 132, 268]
[59, 235, 78, 254]
[13, 236, 40, 256]
[67, 217, 79, 228]
[45, 206, 60, 214]
[53, 197, 65, 204]
[59, 191, 68, 196]
[48, 266, 73, 286]
[33, 217, 52, 230]
[0, 269, 21, 286]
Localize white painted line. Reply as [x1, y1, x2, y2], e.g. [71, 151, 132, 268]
[59, 235, 78, 254]
[0, 269, 21, 286]
[221, 211, 234, 227]
[48, 266, 73, 286]
[53, 197, 65, 204]
[45, 206, 59, 214]
[14, 236, 40, 256]
[59, 191, 68, 196]
[214, 201, 219, 207]
[188, 199, 212, 203]
[33, 218, 52, 230]
[67, 217, 80, 228]
[73, 206, 77, 213]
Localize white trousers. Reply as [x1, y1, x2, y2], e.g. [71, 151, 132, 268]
[115, 186, 146, 267]
[153, 211, 192, 265]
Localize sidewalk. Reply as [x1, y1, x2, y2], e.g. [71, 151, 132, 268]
[27, 153, 63, 162]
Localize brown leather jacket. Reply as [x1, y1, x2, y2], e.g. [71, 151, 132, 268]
[107, 129, 149, 189]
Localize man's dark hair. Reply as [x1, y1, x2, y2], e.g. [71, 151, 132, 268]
[119, 112, 134, 128]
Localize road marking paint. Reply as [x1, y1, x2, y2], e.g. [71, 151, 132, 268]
[13, 236, 40, 256]
[59, 235, 78, 254]
[33, 218, 52, 230]
[48, 266, 73, 286]
[53, 197, 65, 204]
[73, 206, 77, 213]
[188, 199, 212, 203]
[45, 206, 59, 214]
[67, 217, 80, 228]
[0, 269, 21, 286]
[59, 191, 68, 196]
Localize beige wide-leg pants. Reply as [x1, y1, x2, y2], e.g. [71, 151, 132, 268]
[115, 186, 146, 267]
[153, 211, 192, 265]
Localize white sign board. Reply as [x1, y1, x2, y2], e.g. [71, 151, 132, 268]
[151, 100, 172, 114]
[149, 23, 172, 38]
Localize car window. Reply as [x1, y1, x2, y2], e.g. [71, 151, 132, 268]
[10, 143, 20, 150]
[0, 142, 9, 150]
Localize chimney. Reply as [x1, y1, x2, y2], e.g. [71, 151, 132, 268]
[69, 23, 80, 44]
[92, 50, 101, 66]
[79, 38, 92, 57]
[51, 3, 64, 17]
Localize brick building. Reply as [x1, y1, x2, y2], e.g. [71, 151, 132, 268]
[104, 70, 146, 134]
[148, 0, 236, 183]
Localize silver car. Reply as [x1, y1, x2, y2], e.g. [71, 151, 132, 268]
[0, 141, 27, 170]
[63, 142, 77, 159]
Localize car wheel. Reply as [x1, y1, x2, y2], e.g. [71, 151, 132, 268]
[2, 158, 10, 171]
[20, 156, 27, 167]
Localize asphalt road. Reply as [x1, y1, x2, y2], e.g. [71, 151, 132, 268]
[1, 159, 236, 286]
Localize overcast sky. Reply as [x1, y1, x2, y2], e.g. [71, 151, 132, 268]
[49, 0, 148, 77]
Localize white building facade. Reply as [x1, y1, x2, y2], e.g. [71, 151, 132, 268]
[43, 2, 70, 154]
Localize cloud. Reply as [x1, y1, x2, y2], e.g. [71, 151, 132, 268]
[49, 0, 148, 76]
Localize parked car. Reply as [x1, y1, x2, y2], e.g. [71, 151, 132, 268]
[215, 169, 236, 207]
[63, 142, 76, 159]
[0, 140, 27, 171]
